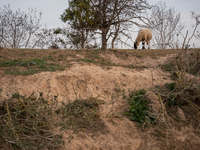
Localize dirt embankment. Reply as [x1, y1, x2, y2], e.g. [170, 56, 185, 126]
[0, 63, 172, 102]
[0, 49, 200, 150]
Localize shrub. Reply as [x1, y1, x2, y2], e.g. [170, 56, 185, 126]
[0, 92, 63, 150]
[126, 89, 156, 127]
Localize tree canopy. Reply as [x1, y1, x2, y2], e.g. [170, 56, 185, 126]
[60, 0, 99, 49]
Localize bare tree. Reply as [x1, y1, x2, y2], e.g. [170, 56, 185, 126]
[110, 23, 136, 49]
[90, 0, 152, 51]
[181, 11, 200, 49]
[150, 2, 184, 49]
[0, 5, 49, 49]
[176, 12, 200, 60]
[109, 15, 135, 49]
[195, 31, 200, 39]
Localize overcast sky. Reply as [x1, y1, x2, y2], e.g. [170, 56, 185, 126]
[0, 0, 200, 48]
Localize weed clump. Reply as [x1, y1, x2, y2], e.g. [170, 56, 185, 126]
[0, 92, 107, 149]
[0, 92, 63, 150]
[60, 97, 105, 133]
[126, 89, 156, 128]
[156, 48, 200, 129]
[161, 62, 176, 72]
[165, 82, 176, 92]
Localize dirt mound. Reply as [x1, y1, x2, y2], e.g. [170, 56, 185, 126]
[0, 63, 172, 102]
[0, 50, 200, 150]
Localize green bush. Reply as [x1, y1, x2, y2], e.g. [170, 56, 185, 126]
[126, 89, 156, 126]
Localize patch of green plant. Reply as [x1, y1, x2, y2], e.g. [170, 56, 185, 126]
[0, 92, 64, 150]
[1, 58, 64, 75]
[31, 58, 46, 65]
[126, 89, 156, 126]
[141, 66, 148, 68]
[162, 62, 176, 71]
[81, 59, 98, 64]
[94, 49, 99, 54]
[0, 59, 47, 67]
[136, 54, 143, 58]
[0, 59, 19, 67]
[113, 82, 126, 100]
[164, 82, 176, 91]
[167, 95, 178, 107]
[5, 64, 64, 75]
[20, 59, 46, 66]
[47, 55, 55, 61]
[151, 56, 157, 59]
[84, 50, 102, 60]
[111, 49, 117, 52]
[11, 92, 26, 99]
[120, 72, 126, 77]
[20, 52, 26, 56]
[93, 50, 101, 59]
[6, 69, 40, 75]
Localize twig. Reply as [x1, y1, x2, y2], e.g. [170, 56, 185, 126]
[72, 78, 78, 99]
[150, 68, 155, 88]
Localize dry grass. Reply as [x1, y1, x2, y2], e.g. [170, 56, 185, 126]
[0, 92, 107, 149]
[59, 97, 107, 133]
[0, 92, 63, 150]
[154, 49, 200, 129]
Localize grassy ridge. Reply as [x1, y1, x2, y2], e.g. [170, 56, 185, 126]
[0, 48, 178, 75]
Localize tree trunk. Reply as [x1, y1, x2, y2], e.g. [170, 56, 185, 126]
[111, 23, 120, 49]
[102, 28, 107, 51]
[101, 0, 107, 51]
[111, 35, 117, 49]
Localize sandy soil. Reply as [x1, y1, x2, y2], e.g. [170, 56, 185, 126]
[0, 49, 200, 150]
[0, 63, 172, 102]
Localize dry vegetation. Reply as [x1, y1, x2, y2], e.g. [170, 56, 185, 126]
[0, 48, 200, 150]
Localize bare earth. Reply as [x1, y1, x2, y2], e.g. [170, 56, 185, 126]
[0, 49, 200, 150]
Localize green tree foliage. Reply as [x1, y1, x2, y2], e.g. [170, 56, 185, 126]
[60, 0, 99, 49]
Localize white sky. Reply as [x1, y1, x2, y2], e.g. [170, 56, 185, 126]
[0, 0, 200, 48]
